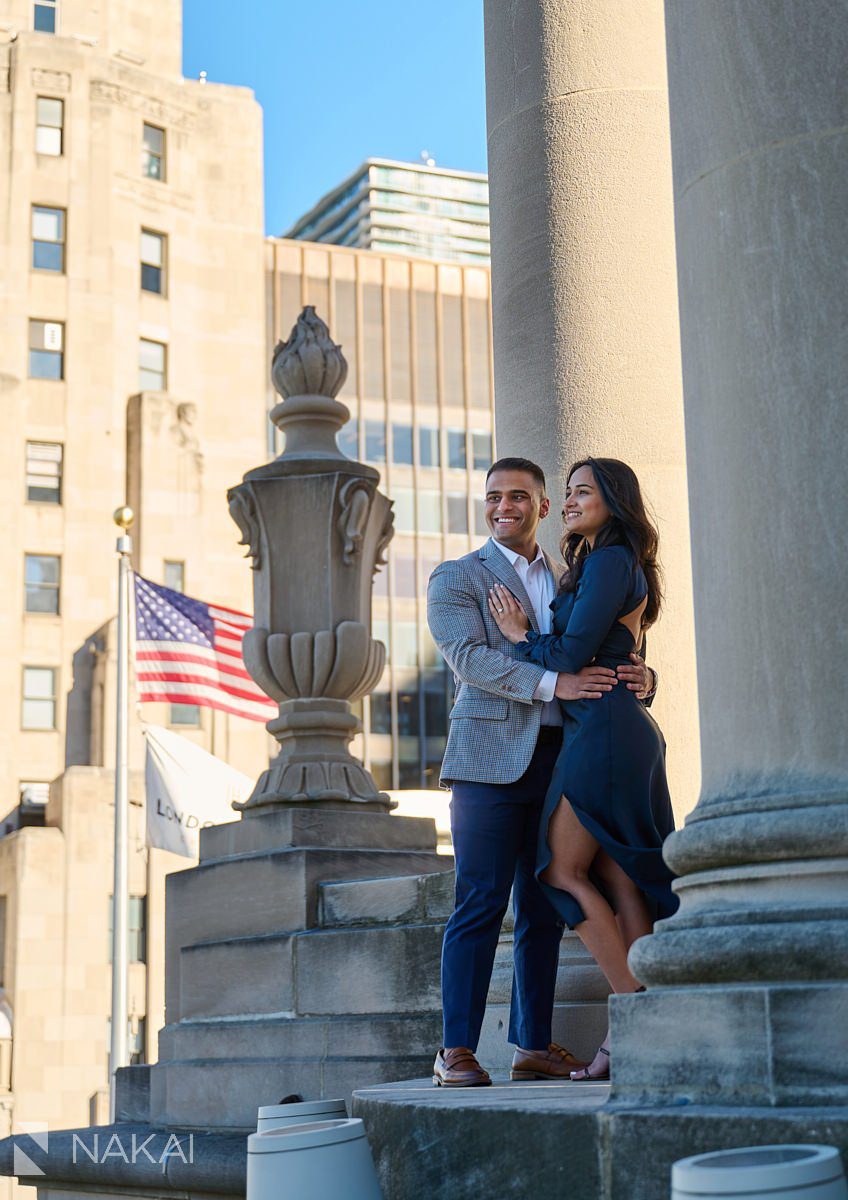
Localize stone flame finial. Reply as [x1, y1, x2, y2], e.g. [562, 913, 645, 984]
[271, 306, 348, 399]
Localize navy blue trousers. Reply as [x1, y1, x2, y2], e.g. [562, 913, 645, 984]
[441, 739, 564, 1051]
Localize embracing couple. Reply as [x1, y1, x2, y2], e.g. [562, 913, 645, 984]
[426, 456, 679, 1086]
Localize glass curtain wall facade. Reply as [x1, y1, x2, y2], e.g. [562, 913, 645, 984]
[267, 239, 496, 790]
[283, 159, 490, 266]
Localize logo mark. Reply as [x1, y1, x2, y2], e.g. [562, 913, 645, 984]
[13, 1123, 48, 1176]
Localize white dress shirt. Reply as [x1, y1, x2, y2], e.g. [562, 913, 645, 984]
[491, 540, 562, 726]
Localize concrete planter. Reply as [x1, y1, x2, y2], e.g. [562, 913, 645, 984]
[247, 1119, 382, 1200]
[256, 1098, 347, 1132]
[672, 1145, 847, 1200]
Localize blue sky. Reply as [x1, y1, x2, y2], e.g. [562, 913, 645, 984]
[183, 0, 488, 236]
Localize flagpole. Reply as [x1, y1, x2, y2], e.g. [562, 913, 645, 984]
[109, 504, 134, 1122]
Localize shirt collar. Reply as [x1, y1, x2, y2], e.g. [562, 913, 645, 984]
[491, 539, 547, 572]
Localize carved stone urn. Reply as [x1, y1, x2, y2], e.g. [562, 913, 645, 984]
[227, 307, 394, 813]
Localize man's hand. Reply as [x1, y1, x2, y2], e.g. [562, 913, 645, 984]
[617, 652, 653, 699]
[555, 665, 617, 701]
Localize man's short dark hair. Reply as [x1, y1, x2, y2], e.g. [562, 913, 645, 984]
[485, 457, 546, 494]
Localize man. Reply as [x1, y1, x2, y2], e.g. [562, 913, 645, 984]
[427, 457, 654, 1086]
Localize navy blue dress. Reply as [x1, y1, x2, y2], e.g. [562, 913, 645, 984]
[515, 544, 678, 928]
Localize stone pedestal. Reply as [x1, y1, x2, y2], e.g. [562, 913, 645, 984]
[151, 808, 446, 1128]
[483, 0, 699, 816]
[612, 0, 848, 1107]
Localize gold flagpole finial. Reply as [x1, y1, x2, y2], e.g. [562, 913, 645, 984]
[113, 505, 134, 530]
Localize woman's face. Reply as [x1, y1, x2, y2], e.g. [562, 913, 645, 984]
[563, 465, 611, 542]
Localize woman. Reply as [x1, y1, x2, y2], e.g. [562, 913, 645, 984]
[488, 457, 677, 1081]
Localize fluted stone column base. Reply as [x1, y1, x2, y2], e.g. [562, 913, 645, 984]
[611, 784, 848, 1107]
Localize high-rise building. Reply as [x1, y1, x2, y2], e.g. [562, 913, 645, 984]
[268, 238, 495, 790]
[283, 158, 490, 265]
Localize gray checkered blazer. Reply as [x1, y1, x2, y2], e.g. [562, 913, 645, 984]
[427, 538, 562, 787]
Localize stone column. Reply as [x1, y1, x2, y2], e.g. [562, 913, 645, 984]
[227, 307, 394, 812]
[615, 1, 848, 1107]
[483, 0, 699, 813]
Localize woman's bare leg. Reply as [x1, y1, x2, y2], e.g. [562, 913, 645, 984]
[541, 797, 639, 994]
[594, 850, 653, 952]
[542, 805, 646, 1078]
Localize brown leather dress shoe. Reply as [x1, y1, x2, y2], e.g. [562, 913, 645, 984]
[510, 1042, 590, 1080]
[433, 1047, 492, 1088]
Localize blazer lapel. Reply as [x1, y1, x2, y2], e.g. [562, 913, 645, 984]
[478, 539, 540, 634]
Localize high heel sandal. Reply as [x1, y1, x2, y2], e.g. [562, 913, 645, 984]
[570, 986, 645, 1082]
[570, 1045, 609, 1082]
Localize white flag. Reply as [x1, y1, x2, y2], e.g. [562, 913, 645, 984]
[143, 724, 253, 859]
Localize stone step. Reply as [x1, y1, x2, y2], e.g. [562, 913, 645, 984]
[151, 1036, 441, 1128]
[179, 922, 445, 1020]
[165, 845, 443, 1022]
[318, 867, 455, 927]
[157, 1012, 442, 1064]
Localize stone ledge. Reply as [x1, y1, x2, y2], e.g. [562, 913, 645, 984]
[0, 1124, 246, 1197]
[352, 1077, 848, 1200]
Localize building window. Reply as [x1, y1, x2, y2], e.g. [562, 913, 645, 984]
[472, 432, 493, 471]
[446, 494, 469, 534]
[139, 338, 166, 390]
[33, 0, 57, 32]
[392, 488, 415, 533]
[392, 423, 413, 466]
[140, 230, 166, 294]
[163, 560, 184, 592]
[170, 703, 201, 727]
[0, 898, 5, 987]
[29, 319, 64, 379]
[418, 425, 440, 468]
[20, 781, 50, 810]
[364, 420, 386, 463]
[396, 686, 419, 735]
[370, 691, 391, 734]
[371, 761, 392, 791]
[447, 429, 467, 470]
[417, 490, 441, 534]
[142, 123, 165, 181]
[25, 554, 60, 614]
[398, 757, 421, 789]
[35, 96, 63, 156]
[474, 499, 489, 536]
[32, 206, 65, 272]
[393, 554, 417, 598]
[467, 297, 491, 410]
[26, 441, 63, 504]
[109, 895, 147, 964]
[338, 416, 358, 459]
[129, 1017, 147, 1066]
[423, 676, 449, 737]
[392, 621, 418, 668]
[22, 666, 57, 729]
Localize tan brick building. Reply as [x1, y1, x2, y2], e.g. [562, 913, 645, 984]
[0, 0, 494, 1161]
[0, 0, 268, 1161]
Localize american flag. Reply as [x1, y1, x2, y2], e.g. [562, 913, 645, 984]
[134, 574, 277, 723]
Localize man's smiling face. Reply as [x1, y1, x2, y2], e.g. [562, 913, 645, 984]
[484, 469, 550, 553]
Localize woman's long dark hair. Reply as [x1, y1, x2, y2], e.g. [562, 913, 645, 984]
[559, 458, 663, 628]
